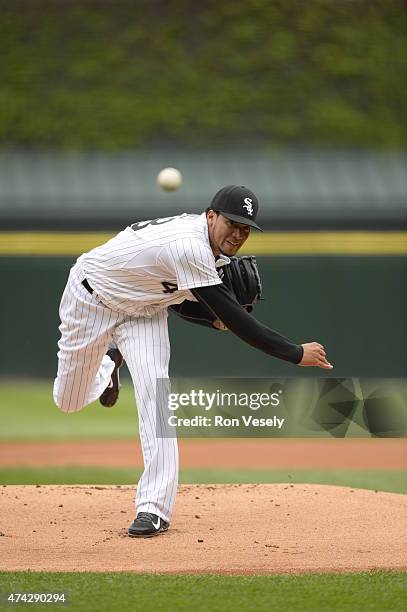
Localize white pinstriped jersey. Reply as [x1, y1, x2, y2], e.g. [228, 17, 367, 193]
[78, 213, 225, 317]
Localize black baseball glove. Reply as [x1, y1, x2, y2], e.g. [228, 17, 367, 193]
[218, 255, 263, 313]
[170, 255, 263, 329]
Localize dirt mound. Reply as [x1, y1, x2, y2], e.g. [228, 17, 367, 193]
[0, 484, 405, 574]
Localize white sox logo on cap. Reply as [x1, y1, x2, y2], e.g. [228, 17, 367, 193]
[243, 198, 254, 216]
[209, 185, 263, 230]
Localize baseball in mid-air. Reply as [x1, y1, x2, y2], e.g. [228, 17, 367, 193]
[157, 167, 182, 191]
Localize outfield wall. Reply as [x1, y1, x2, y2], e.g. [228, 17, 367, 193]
[1, 254, 406, 378]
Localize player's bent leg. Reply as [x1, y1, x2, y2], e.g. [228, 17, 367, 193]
[53, 352, 116, 412]
[53, 264, 123, 413]
[116, 310, 178, 526]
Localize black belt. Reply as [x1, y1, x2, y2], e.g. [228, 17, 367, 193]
[82, 278, 94, 295]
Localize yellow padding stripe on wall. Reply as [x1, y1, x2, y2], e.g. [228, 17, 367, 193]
[0, 231, 407, 256]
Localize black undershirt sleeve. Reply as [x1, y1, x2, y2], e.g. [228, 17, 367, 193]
[191, 283, 304, 365]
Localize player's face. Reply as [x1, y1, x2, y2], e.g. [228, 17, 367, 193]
[207, 211, 251, 256]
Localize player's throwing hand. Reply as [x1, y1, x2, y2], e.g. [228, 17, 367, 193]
[299, 342, 333, 369]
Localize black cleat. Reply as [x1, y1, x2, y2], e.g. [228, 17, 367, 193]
[128, 512, 169, 538]
[99, 348, 124, 407]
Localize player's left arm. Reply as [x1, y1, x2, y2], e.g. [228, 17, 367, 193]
[191, 283, 332, 368]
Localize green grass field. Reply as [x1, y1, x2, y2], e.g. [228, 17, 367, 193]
[0, 381, 139, 441]
[0, 571, 406, 612]
[1, 381, 405, 611]
[0, 467, 405, 493]
[1, 380, 406, 494]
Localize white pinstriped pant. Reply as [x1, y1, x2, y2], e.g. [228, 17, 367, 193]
[53, 263, 178, 523]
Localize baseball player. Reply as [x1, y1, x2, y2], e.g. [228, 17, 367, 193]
[53, 185, 332, 537]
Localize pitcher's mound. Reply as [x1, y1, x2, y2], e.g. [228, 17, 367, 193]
[0, 484, 405, 574]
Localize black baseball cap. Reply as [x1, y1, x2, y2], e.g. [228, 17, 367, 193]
[209, 185, 263, 231]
